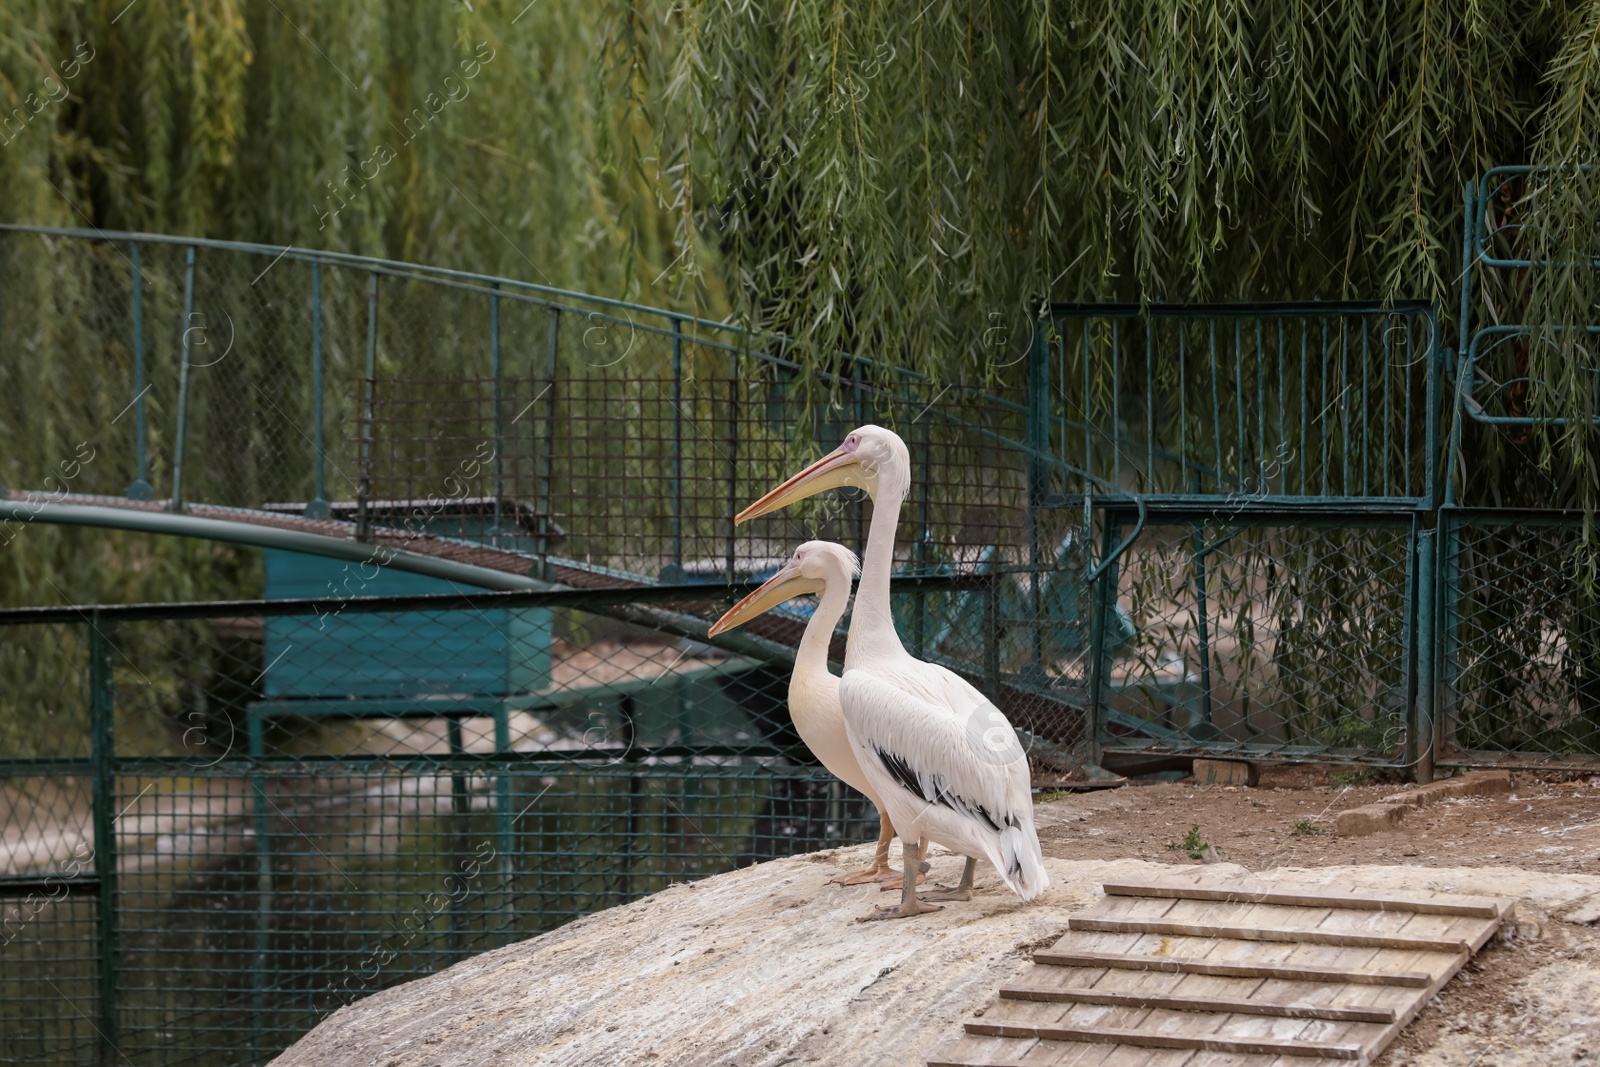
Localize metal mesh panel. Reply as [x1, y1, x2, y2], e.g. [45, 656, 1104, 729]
[1099, 518, 1415, 763]
[0, 624, 105, 1067]
[0, 593, 888, 1065]
[0, 894, 100, 1064]
[1443, 516, 1600, 768]
[98, 761, 867, 1065]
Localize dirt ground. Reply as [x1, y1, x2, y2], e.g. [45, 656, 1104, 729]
[1034, 767, 1600, 874]
[1033, 767, 1600, 1066]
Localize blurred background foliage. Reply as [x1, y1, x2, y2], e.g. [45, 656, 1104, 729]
[2, 0, 1600, 610]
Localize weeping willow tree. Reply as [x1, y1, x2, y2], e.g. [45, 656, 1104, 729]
[0, 0, 688, 614]
[0, 0, 674, 282]
[604, 1, 1600, 483]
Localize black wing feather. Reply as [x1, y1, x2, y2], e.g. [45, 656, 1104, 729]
[873, 745, 1003, 833]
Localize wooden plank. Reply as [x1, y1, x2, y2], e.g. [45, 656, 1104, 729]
[1038, 1044, 1128, 1067]
[1395, 910, 1501, 954]
[1081, 895, 1471, 951]
[1067, 916, 1469, 953]
[1032, 950, 1434, 987]
[1100, 1049, 1200, 1067]
[1050, 930, 1461, 986]
[1251, 977, 1415, 1020]
[964, 1022, 1364, 1060]
[1156, 896, 1457, 947]
[1153, 897, 1340, 933]
[925, 1033, 1077, 1067]
[1017, 963, 1266, 1005]
[982, 999, 1375, 1050]
[1103, 880, 1504, 919]
[996, 985, 1396, 1024]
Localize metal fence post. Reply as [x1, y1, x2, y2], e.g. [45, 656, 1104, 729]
[618, 694, 642, 902]
[169, 246, 196, 512]
[1191, 473, 1216, 740]
[446, 718, 471, 960]
[126, 241, 154, 500]
[725, 352, 738, 583]
[1444, 180, 1478, 510]
[1424, 309, 1441, 508]
[1027, 313, 1050, 675]
[912, 413, 932, 656]
[247, 708, 272, 1065]
[493, 704, 515, 946]
[983, 571, 1000, 696]
[490, 282, 503, 540]
[669, 320, 683, 577]
[1086, 516, 1122, 768]
[356, 272, 378, 542]
[1456, 180, 1477, 391]
[87, 615, 119, 1067]
[1440, 515, 1465, 768]
[537, 309, 559, 580]
[1412, 528, 1437, 782]
[306, 261, 329, 518]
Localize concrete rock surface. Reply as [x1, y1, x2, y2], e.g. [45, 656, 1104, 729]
[269, 846, 1600, 1067]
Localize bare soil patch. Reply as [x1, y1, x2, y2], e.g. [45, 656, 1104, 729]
[1035, 768, 1600, 874]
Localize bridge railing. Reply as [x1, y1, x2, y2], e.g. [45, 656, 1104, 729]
[0, 225, 1046, 588]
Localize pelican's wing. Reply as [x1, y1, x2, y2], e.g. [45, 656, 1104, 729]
[870, 657, 997, 729]
[839, 668, 1047, 899]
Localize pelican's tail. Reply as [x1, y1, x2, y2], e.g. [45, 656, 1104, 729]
[993, 814, 1049, 901]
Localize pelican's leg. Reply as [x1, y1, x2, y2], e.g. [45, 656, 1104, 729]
[859, 838, 942, 921]
[921, 856, 977, 901]
[831, 811, 897, 885]
[878, 834, 932, 891]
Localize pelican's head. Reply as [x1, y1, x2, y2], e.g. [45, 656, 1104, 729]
[706, 541, 860, 637]
[735, 424, 910, 525]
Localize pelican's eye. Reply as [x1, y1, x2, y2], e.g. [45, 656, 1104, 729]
[843, 432, 861, 451]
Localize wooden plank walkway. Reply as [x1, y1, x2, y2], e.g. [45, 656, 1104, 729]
[927, 871, 1512, 1067]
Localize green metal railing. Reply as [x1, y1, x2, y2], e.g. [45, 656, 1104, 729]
[1453, 166, 1600, 446]
[1044, 301, 1440, 504]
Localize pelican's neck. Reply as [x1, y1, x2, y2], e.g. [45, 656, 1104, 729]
[846, 468, 910, 668]
[795, 576, 851, 680]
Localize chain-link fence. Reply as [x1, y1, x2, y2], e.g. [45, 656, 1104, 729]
[0, 590, 860, 1065]
[1441, 513, 1600, 768]
[1093, 515, 1418, 764]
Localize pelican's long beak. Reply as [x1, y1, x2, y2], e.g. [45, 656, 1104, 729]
[735, 446, 865, 525]
[707, 563, 822, 637]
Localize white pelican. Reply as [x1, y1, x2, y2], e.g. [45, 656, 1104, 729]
[736, 426, 1048, 919]
[708, 540, 912, 887]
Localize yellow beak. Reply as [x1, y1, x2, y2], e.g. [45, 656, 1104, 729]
[707, 563, 823, 637]
[734, 445, 865, 525]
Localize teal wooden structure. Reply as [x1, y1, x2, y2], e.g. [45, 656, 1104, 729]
[260, 548, 553, 701]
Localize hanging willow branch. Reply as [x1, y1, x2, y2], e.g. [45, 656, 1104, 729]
[599, 0, 1600, 542]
